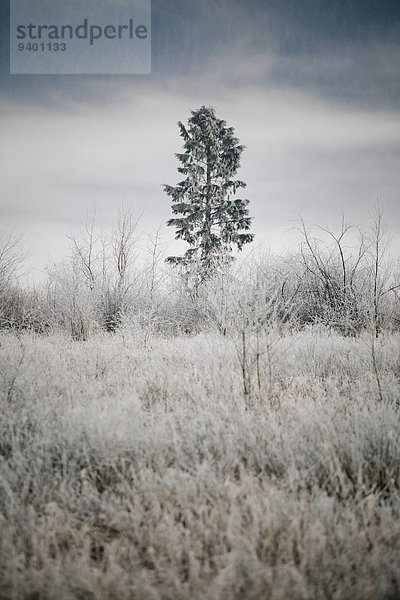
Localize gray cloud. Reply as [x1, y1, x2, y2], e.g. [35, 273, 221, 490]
[1, 80, 399, 281]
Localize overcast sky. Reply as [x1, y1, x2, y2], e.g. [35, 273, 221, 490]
[1, 0, 399, 280]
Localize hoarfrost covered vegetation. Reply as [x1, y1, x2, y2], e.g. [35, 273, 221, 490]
[0, 207, 400, 599]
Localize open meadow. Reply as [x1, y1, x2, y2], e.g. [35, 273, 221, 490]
[2, 1, 400, 596]
[1, 327, 399, 599]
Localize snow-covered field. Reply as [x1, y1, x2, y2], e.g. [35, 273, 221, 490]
[0, 328, 399, 599]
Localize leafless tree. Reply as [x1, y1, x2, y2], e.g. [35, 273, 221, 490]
[0, 227, 26, 289]
[101, 205, 142, 331]
[112, 205, 141, 291]
[0, 227, 28, 328]
[366, 202, 392, 338]
[67, 212, 99, 291]
[294, 213, 368, 332]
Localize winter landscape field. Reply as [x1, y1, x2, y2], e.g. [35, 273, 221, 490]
[1, 1, 400, 595]
[1, 326, 399, 599]
[1, 206, 400, 599]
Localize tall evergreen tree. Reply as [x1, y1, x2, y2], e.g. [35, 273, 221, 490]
[164, 105, 254, 276]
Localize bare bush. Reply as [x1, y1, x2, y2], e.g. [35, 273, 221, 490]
[0, 227, 28, 329]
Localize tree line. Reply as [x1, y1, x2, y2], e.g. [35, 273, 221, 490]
[0, 105, 399, 339]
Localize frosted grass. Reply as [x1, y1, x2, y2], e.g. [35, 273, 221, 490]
[0, 328, 399, 599]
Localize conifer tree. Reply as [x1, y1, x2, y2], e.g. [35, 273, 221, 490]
[164, 105, 254, 276]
